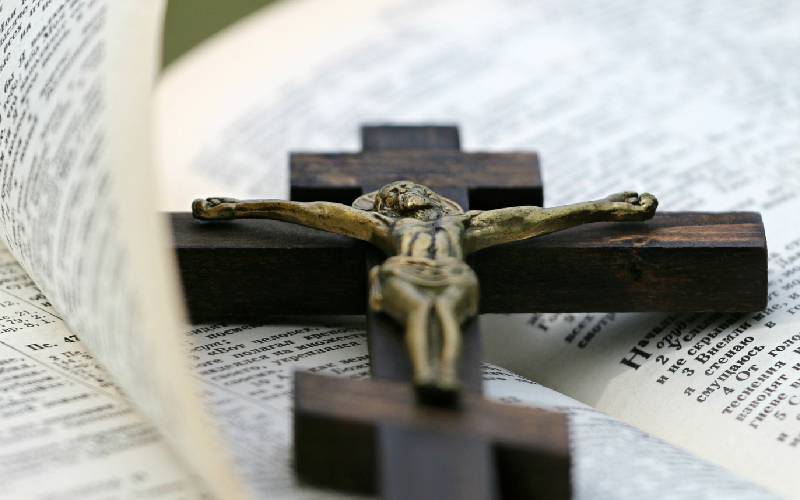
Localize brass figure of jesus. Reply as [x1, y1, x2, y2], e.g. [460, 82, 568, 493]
[193, 181, 657, 398]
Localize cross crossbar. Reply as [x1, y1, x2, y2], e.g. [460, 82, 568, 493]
[171, 211, 766, 322]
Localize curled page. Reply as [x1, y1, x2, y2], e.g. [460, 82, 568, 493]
[0, 1, 244, 497]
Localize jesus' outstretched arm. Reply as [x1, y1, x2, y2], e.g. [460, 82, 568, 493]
[463, 192, 658, 254]
[193, 197, 392, 252]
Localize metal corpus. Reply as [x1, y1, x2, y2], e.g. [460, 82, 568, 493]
[193, 181, 657, 401]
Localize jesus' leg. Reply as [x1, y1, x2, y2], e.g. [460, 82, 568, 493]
[434, 296, 461, 391]
[372, 275, 435, 387]
[433, 276, 479, 393]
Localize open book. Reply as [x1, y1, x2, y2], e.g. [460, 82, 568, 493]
[1, 0, 798, 498]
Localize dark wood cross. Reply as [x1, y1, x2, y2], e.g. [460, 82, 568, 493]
[170, 125, 767, 500]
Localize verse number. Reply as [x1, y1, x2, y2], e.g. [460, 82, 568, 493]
[64, 334, 79, 343]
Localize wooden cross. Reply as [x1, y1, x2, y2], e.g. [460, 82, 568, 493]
[170, 125, 767, 500]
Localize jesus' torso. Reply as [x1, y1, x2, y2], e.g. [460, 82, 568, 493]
[385, 216, 468, 260]
[373, 215, 476, 291]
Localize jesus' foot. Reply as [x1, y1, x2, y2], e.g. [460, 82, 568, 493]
[192, 197, 240, 220]
[414, 371, 461, 408]
[415, 382, 461, 408]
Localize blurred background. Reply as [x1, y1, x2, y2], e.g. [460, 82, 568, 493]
[163, 0, 276, 66]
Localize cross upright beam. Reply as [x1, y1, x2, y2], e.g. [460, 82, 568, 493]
[291, 125, 556, 499]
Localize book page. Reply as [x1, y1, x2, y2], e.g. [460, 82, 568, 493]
[185, 319, 772, 499]
[4, 223, 758, 500]
[157, 0, 800, 497]
[0, 246, 201, 499]
[0, 2, 244, 497]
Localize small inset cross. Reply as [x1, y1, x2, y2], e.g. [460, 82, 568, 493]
[171, 125, 767, 500]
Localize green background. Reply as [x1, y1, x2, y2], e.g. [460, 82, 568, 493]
[162, 0, 278, 67]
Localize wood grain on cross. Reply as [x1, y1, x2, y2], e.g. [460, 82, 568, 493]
[170, 126, 767, 500]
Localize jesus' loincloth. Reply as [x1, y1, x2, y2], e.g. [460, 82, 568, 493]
[369, 256, 479, 321]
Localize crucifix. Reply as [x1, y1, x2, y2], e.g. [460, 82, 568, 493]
[171, 125, 767, 500]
